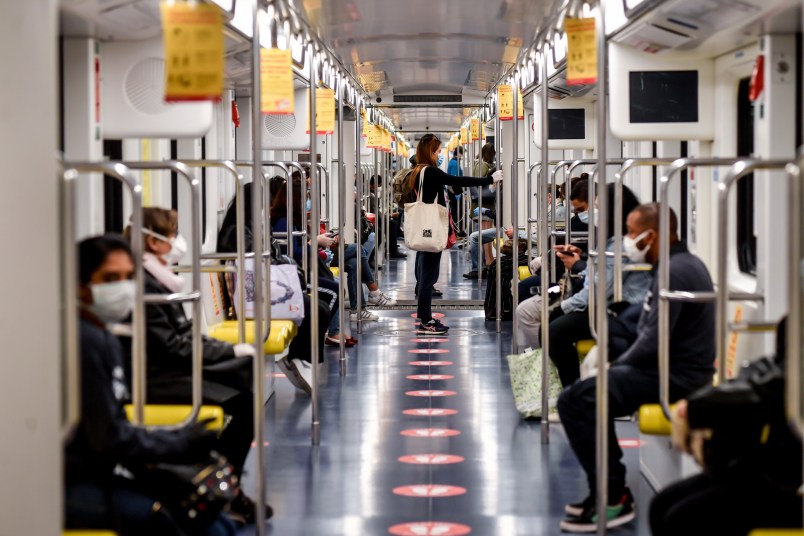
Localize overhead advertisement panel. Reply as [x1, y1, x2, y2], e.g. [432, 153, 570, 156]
[260, 49, 294, 114]
[565, 17, 598, 86]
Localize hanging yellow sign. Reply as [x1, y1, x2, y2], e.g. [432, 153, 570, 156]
[306, 88, 335, 134]
[259, 48, 294, 114]
[460, 127, 468, 145]
[481, 121, 486, 141]
[517, 89, 524, 120]
[161, 2, 225, 102]
[565, 17, 598, 86]
[470, 118, 480, 141]
[498, 84, 513, 121]
[366, 124, 383, 148]
[382, 128, 392, 152]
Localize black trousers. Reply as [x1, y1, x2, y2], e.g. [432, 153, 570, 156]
[548, 309, 593, 387]
[650, 469, 803, 536]
[288, 294, 330, 364]
[416, 250, 442, 323]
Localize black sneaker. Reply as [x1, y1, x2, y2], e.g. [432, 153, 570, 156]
[432, 319, 450, 331]
[559, 490, 635, 533]
[225, 491, 274, 526]
[463, 271, 479, 279]
[433, 287, 443, 297]
[565, 495, 595, 517]
[416, 320, 448, 335]
[456, 230, 467, 238]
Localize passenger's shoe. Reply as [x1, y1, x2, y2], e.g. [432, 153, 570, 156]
[225, 491, 273, 526]
[367, 291, 397, 306]
[565, 495, 595, 517]
[463, 271, 479, 279]
[432, 287, 443, 297]
[276, 357, 313, 395]
[559, 490, 635, 533]
[390, 251, 408, 259]
[350, 309, 379, 321]
[431, 318, 450, 331]
[456, 230, 467, 238]
[416, 320, 448, 335]
[325, 335, 356, 347]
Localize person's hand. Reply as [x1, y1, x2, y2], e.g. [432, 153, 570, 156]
[560, 251, 580, 270]
[317, 233, 335, 248]
[555, 244, 581, 255]
[491, 170, 504, 183]
[670, 400, 691, 454]
[529, 256, 542, 274]
[233, 343, 255, 358]
[504, 227, 514, 239]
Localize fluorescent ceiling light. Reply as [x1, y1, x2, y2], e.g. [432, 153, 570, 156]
[231, 1, 252, 37]
[553, 33, 567, 63]
[257, 9, 272, 48]
[210, 0, 234, 11]
[624, 0, 648, 10]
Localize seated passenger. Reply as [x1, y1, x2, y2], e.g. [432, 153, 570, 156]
[66, 235, 236, 535]
[650, 318, 803, 535]
[557, 203, 716, 532]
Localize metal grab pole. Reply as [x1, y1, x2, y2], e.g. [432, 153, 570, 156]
[495, 108, 502, 333]
[539, 47, 551, 443]
[658, 157, 741, 419]
[716, 159, 792, 383]
[182, 160, 248, 343]
[613, 159, 676, 301]
[282, 161, 309, 282]
[526, 162, 541, 264]
[250, 5, 267, 532]
[309, 50, 321, 445]
[60, 162, 139, 434]
[122, 161, 203, 429]
[337, 77, 347, 370]
[478, 179, 484, 279]
[511, 75, 520, 352]
[356, 157, 364, 333]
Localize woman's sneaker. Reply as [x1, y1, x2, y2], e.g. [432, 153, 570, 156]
[367, 291, 397, 306]
[276, 357, 313, 395]
[350, 309, 379, 321]
[416, 320, 448, 335]
[560, 489, 635, 533]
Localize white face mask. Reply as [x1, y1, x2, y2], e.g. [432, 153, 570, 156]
[88, 280, 135, 324]
[577, 211, 589, 224]
[623, 230, 652, 263]
[144, 228, 187, 265]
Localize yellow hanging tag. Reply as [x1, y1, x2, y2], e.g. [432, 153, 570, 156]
[498, 84, 513, 121]
[470, 118, 480, 141]
[161, 2, 225, 102]
[460, 127, 468, 145]
[565, 17, 598, 86]
[260, 48, 294, 114]
[366, 124, 383, 148]
[306, 88, 335, 134]
[517, 89, 525, 120]
[481, 121, 486, 141]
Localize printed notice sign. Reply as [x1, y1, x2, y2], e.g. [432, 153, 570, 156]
[470, 118, 479, 140]
[460, 127, 468, 145]
[161, 2, 225, 102]
[498, 84, 513, 121]
[565, 17, 598, 86]
[306, 88, 334, 134]
[260, 48, 294, 114]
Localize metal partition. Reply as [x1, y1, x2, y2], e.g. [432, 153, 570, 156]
[786, 154, 804, 449]
[281, 161, 310, 282]
[539, 51, 551, 442]
[336, 77, 347, 370]
[308, 56, 322, 445]
[510, 81, 520, 350]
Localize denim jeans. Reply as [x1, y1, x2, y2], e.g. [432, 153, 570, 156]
[343, 243, 376, 309]
[468, 228, 499, 271]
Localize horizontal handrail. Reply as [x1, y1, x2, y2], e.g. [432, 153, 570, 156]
[143, 291, 201, 304]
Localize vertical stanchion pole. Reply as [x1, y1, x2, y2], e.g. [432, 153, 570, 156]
[250, 2, 267, 532]
[511, 75, 520, 352]
[336, 77, 347, 371]
[355, 112, 364, 333]
[309, 47, 321, 445]
[495, 113, 502, 334]
[595, 3, 610, 534]
[539, 47, 551, 443]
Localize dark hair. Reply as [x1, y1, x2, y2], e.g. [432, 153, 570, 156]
[269, 175, 286, 199]
[218, 182, 255, 253]
[603, 182, 640, 239]
[414, 134, 441, 169]
[481, 143, 495, 163]
[270, 177, 304, 229]
[569, 179, 589, 203]
[633, 202, 678, 238]
[78, 234, 132, 285]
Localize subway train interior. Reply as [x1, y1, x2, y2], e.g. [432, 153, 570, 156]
[5, 0, 804, 534]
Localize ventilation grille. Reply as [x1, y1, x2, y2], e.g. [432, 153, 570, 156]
[264, 113, 298, 138]
[125, 57, 173, 115]
[393, 95, 462, 103]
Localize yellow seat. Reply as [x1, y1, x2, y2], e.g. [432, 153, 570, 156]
[748, 531, 804, 535]
[64, 532, 118, 536]
[518, 266, 530, 281]
[575, 339, 595, 358]
[330, 267, 339, 277]
[123, 405, 225, 430]
[208, 319, 297, 355]
[638, 403, 676, 436]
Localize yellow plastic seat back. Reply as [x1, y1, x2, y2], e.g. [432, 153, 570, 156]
[638, 404, 675, 436]
[748, 531, 804, 536]
[64, 532, 119, 536]
[518, 266, 530, 281]
[575, 339, 595, 359]
[208, 319, 297, 355]
[124, 405, 225, 431]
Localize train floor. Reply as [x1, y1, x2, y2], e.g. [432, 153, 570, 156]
[239, 243, 656, 535]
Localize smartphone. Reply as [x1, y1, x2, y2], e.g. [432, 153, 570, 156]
[556, 249, 574, 256]
[327, 229, 340, 238]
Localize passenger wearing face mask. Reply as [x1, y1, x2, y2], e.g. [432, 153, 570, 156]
[67, 235, 237, 536]
[557, 203, 715, 532]
[121, 208, 268, 526]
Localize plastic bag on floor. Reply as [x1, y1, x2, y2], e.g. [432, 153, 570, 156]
[506, 348, 563, 419]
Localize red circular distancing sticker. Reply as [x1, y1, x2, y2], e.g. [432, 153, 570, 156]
[409, 360, 454, 366]
[389, 522, 472, 536]
[409, 338, 449, 343]
[393, 485, 467, 498]
[406, 390, 457, 397]
[400, 428, 461, 438]
[406, 374, 455, 381]
[398, 454, 465, 465]
[618, 438, 644, 448]
[410, 313, 446, 319]
[409, 349, 450, 354]
[402, 408, 458, 417]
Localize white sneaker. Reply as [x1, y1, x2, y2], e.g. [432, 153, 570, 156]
[276, 357, 313, 395]
[350, 309, 379, 321]
[367, 292, 397, 306]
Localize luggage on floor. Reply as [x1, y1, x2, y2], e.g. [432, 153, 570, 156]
[506, 348, 563, 419]
[484, 252, 529, 321]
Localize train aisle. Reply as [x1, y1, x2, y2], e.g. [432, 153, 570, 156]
[241, 248, 654, 535]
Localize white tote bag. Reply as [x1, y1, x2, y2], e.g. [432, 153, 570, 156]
[232, 258, 306, 326]
[403, 167, 449, 253]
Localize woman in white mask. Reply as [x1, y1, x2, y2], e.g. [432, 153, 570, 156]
[123, 207, 270, 526]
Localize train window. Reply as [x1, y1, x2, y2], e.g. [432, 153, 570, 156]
[548, 108, 585, 140]
[629, 71, 698, 123]
[736, 77, 756, 275]
[103, 139, 124, 233]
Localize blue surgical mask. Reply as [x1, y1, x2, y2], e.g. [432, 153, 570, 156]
[306, 198, 312, 212]
[437, 155, 444, 166]
[577, 211, 589, 224]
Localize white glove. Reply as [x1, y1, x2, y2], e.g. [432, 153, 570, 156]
[317, 234, 335, 248]
[233, 343, 256, 358]
[491, 170, 504, 183]
[529, 256, 542, 274]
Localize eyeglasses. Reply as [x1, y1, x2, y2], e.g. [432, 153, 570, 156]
[420, 133, 440, 143]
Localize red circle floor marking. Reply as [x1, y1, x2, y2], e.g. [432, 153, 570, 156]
[409, 338, 449, 343]
[403, 408, 459, 417]
[618, 438, 644, 448]
[398, 454, 465, 465]
[400, 428, 461, 438]
[408, 348, 450, 354]
[393, 485, 467, 498]
[406, 390, 457, 397]
[271, 372, 287, 378]
[407, 374, 455, 380]
[410, 312, 446, 319]
[389, 522, 472, 536]
[250, 440, 270, 448]
[409, 360, 454, 366]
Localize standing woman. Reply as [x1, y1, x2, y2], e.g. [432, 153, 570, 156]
[412, 133, 503, 334]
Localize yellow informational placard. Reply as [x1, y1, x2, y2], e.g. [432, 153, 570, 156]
[161, 2, 225, 102]
[498, 84, 513, 121]
[517, 89, 524, 120]
[481, 121, 486, 141]
[470, 118, 480, 141]
[260, 48, 294, 114]
[565, 17, 598, 86]
[382, 128, 391, 152]
[362, 110, 371, 137]
[366, 124, 383, 148]
[306, 88, 335, 134]
[460, 127, 468, 145]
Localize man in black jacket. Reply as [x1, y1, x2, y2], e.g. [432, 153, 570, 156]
[557, 203, 716, 532]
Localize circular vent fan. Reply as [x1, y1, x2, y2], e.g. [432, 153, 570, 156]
[125, 57, 173, 115]
[263, 113, 297, 138]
